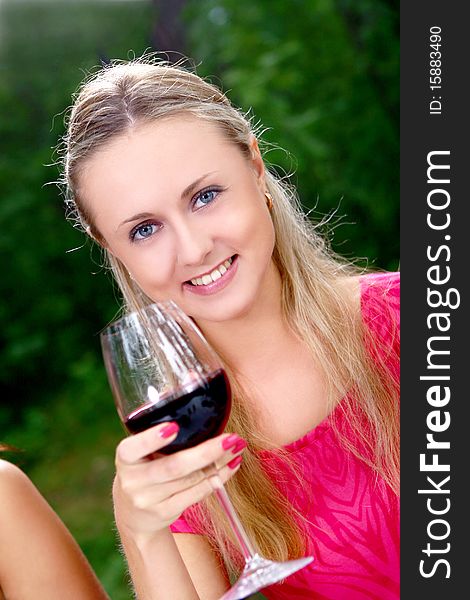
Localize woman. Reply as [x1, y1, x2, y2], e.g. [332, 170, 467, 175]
[59, 57, 400, 599]
[0, 449, 109, 599]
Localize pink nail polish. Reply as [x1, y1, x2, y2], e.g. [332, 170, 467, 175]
[228, 455, 243, 470]
[231, 439, 247, 454]
[160, 422, 179, 438]
[222, 434, 240, 450]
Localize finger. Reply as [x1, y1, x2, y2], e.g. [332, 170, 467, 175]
[149, 433, 247, 483]
[159, 454, 244, 524]
[206, 455, 244, 490]
[116, 422, 179, 465]
[115, 430, 246, 508]
[114, 432, 246, 501]
[144, 442, 246, 501]
[115, 451, 244, 525]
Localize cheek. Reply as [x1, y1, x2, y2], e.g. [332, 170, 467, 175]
[244, 207, 276, 257]
[228, 200, 273, 246]
[140, 261, 175, 292]
[113, 245, 176, 294]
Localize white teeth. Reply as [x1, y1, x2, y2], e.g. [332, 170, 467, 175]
[189, 257, 234, 286]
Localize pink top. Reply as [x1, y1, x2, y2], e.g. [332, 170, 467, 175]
[171, 272, 400, 599]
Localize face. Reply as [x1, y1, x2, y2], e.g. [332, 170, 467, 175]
[79, 116, 278, 324]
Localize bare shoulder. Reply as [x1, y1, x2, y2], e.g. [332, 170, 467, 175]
[0, 460, 110, 599]
[0, 459, 53, 536]
[173, 533, 230, 598]
[0, 457, 24, 477]
[0, 459, 35, 497]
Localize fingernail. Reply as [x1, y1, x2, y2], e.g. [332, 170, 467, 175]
[222, 433, 241, 450]
[159, 422, 179, 438]
[228, 455, 243, 470]
[231, 439, 247, 454]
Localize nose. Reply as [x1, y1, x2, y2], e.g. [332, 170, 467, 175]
[174, 218, 213, 267]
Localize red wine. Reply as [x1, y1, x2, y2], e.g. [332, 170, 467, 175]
[124, 369, 231, 454]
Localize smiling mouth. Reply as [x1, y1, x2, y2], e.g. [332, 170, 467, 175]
[186, 256, 236, 287]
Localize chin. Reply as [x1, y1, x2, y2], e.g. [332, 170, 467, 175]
[188, 292, 256, 325]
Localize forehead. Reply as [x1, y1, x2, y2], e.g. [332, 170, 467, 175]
[78, 115, 246, 214]
[97, 114, 231, 159]
[82, 116, 238, 179]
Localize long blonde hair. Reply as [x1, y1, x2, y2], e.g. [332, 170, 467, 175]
[58, 56, 399, 574]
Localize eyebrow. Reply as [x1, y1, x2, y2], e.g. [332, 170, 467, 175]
[181, 172, 216, 200]
[117, 172, 216, 229]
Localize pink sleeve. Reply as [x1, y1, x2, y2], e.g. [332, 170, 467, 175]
[360, 271, 400, 380]
[169, 514, 195, 534]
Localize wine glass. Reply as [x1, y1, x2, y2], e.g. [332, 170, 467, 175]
[100, 301, 313, 600]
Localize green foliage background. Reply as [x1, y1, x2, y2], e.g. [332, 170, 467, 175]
[0, 1, 398, 597]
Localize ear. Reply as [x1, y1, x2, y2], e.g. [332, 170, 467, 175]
[248, 136, 265, 188]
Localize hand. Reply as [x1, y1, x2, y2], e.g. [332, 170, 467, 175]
[113, 423, 246, 540]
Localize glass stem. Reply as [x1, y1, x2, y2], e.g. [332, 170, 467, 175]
[214, 485, 257, 562]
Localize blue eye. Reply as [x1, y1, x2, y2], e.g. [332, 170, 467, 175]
[130, 222, 160, 241]
[193, 188, 220, 210]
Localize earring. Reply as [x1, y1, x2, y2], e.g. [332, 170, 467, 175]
[265, 191, 273, 211]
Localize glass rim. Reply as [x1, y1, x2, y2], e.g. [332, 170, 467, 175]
[99, 300, 181, 339]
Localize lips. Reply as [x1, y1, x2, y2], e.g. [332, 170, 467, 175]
[183, 255, 238, 296]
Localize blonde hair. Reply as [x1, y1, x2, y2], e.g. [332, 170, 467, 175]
[58, 56, 399, 574]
